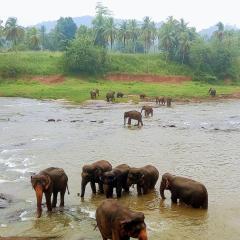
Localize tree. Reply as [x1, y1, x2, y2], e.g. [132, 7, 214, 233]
[119, 20, 129, 51]
[214, 22, 224, 42]
[63, 37, 108, 74]
[40, 25, 46, 50]
[142, 16, 156, 53]
[128, 19, 139, 53]
[92, 2, 110, 47]
[104, 17, 117, 50]
[25, 27, 40, 50]
[54, 17, 77, 50]
[4, 17, 24, 50]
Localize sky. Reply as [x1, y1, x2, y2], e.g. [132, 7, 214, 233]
[0, 0, 239, 31]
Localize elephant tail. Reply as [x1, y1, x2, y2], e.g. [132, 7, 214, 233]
[67, 184, 70, 195]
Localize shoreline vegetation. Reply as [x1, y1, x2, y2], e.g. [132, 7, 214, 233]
[0, 52, 240, 104]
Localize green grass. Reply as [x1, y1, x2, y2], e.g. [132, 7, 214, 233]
[0, 51, 194, 77]
[0, 78, 239, 103]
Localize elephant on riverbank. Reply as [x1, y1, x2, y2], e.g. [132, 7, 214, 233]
[106, 91, 115, 102]
[117, 92, 124, 98]
[124, 110, 143, 126]
[141, 106, 153, 117]
[100, 164, 130, 198]
[160, 173, 208, 209]
[208, 88, 216, 97]
[90, 90, 97, 99]
[31, 167, 69, 218]
[96, 199, 148, 240]
[81, 160, 112, 198]
[127, 165, 159, 195]
[139, 94, 146, 99]
[156, 97, 165, 105]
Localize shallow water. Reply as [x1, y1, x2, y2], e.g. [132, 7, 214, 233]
[0, 97, 240, 239]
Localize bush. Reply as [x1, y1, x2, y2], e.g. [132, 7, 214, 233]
[63, 37, 108, 74]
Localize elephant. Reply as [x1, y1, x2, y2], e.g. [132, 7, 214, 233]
[208, 88, 216, 97]
[96, 199, 148, 240]
[95, 88, 100, 96]
[127, 165, 159, 195]
[31, 167, 69, 218]
[166, 97, 172, 107]
[124, 111, 143, 126]
[139, 94, 146, 99]
[81, 160, 112, 198]
[160, 173, 208, 209]
[90, 90, 97, 99]
[106, 91, 115, 102]
[156, 97, 165, 105]
[100, 164, 130, 198]
[117, 92, 124, 98]
[141, 106, 153, 117]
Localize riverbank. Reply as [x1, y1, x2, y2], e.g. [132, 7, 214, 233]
[0, 78, 240, 104]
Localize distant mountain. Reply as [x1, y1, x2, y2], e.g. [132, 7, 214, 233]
[34, 16, 163, 32]
[34, 15, 94, 32]
[199, 24, 239, 38]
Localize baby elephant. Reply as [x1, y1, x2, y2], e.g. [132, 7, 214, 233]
[31, 167, 69, 218]
[141, 106, 153, 117]
[160, 173, 208, 209]
[124, 110, 143, 126]
[100, 164, 130, 198]
[117, 92, 124, 98]
[96, 199, 148, 240]
[127, 165, 159, 195]
[81, 160, 112, 198]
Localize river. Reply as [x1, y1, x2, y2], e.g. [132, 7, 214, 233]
[0, 97, 240, 239]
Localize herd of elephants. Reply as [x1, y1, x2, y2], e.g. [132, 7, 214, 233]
[30, 88, 216, 240]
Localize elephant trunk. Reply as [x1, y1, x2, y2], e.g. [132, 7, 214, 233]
[81, 178, 88, 198]
[103, 184, 113, 198]
[124, 116, 127, 125]
[160, 181, 166, 199]
[202, 193, 208, 209]
[138, 228, 148, 240]
[35, 184, 43, 218]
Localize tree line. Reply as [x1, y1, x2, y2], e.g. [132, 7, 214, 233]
[1, 3, 240, 80]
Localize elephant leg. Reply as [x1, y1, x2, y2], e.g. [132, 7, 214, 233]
[90, 181, 97, 194]
[124, 185, 129, 192]
[137, 184, 142, 195]
[45, 192, 52, 212]
[116, 185, 122, 198]
[98, 182, 104, 194]
[52, 191, 58, 208]
[171, 192, 178, 203]
[60, 188, 66, 207]
[143, 186, 149, 194]
[128, 118, 131, 125]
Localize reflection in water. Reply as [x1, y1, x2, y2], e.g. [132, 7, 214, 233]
[0, 97, 240, 239]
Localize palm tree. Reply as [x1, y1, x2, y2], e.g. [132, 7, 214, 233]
[104, 17, 117, 50]
[119, 20, 129, 51]
[4, 17, 24, 49]
[142, 16, 155, 53]
[128, 19, 139, 53]
[40, 25, 46, 50]
[178, 32, 191, 64]
[215, 22, 224, 42]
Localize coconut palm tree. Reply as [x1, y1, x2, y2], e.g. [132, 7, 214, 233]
[104, 17, 117, 50]
[215, 22, 224, 42]
[4, 17, 24, 49]
[119, 20, 129, 51]
[128, 19, 139, 53]
[142, 16, 155, 53]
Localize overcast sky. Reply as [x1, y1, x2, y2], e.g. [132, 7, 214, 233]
[0, 0, 239, 30]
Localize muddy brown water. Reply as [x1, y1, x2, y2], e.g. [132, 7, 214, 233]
[0, 97, 240, 240]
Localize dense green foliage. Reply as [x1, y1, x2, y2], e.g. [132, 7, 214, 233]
[63, 37, 107, 74]
[0, 3, 240, 81]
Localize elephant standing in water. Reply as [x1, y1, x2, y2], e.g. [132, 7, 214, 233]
[127, 165, 159, 195]
[166, 97, 172, 107]
[96, 199, 148, 240]
[141, 106, 153, 117]
[208, 88, 216, 97]
[31, 167, 69, 218]
[156, 97, 165, 105]
[90, 90, 97, 99]
[100, 164, 130, 198]
[81, 160, 112, 197]
[124, 110, 143, 126]
[160, 173, 208, 209]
